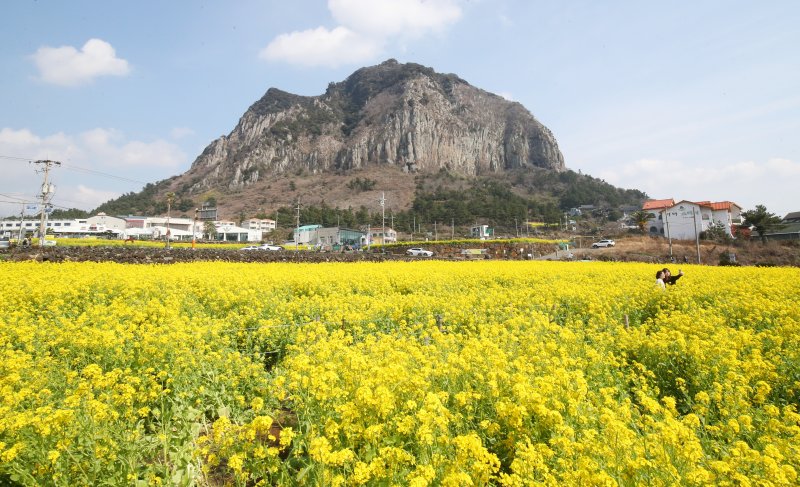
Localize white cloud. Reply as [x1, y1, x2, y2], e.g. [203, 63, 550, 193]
[260, 26, 382, 68]
[170, 127, 195, 139]
[766, 157, 800, 177]
[329, 0, 462, 38]
[497, 13, 513, 27]
[498, 92, 514, 101]
[70, 185, 121, 210]
[31, 38, 130, 87]
[0, 127, 187, 215]
[261, 0, 462, 67]
[78, 128, 185, 168]
[597, 157, 800, 216]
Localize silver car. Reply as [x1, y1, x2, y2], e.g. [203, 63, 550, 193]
[591, 239, 616, 248]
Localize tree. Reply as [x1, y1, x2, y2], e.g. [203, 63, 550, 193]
[742, 205, 784, 244]
[204, 221, 217, 240]
[629, 209, 652, 234]
[50, 208, 89, 219]
[701, 220, 732, 243]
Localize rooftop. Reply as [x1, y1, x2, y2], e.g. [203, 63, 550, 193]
[643, 199, 675, 210]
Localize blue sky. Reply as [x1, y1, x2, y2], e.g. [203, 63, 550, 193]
[1, 0, 798, 217]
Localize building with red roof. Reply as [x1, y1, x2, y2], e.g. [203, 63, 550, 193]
[640, 198, 742, 240]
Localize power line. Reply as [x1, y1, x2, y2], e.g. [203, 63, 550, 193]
[0, 153, 150, 186]
[0, 192, 34, 203]
[0, 155, 34, 162]
[0, 199, 35, 205]
[61, 163, 150, 185]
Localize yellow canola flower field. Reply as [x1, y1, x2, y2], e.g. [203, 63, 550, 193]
[1, 260, 799, 486]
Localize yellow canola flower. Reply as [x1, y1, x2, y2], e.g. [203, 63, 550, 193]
[1, 260, 800, 485]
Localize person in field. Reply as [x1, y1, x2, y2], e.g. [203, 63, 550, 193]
[662, 268, 684, 285]
[655, 270, 666, 289]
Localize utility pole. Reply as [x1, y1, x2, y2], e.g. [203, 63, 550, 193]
[451, 218, 454, 239]
[412, 215, 415, 241]
[192, 208, 199, 249]
[434, 221, 438, 241]
[18, 203, 25, 244]
[379, 192, 386, 249]
[165, 192, 175, 249]
[692, 207, 701, 264]
[33, 159, 60, 247]
[664, 208, 673, 259]
[295, 200, 301, 252]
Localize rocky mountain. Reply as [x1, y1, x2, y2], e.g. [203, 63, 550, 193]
[95, 60, 642, 223]
[182, 59, 565, 194]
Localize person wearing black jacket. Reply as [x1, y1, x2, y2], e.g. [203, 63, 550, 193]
[662, 268, 683, 285]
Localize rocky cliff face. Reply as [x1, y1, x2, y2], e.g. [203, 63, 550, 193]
[184, 59, 565, 193]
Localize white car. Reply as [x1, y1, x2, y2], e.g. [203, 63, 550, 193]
[591, 239, 616, 248]
[406, 247, 434, 257]
[241, 244, 283, 251]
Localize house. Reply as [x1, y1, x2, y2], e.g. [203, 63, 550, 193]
[783, 211, 800, 223]
[760, 211, 800, 241]
[470, 224, 494, 239]
[315, 227, 365, 248]
[293, 224, 323, 245]
[368, 227, 397, 245]
[642, 198, 742, 240]
[244, 218, 277, 239]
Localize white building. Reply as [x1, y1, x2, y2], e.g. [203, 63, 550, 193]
[368, 227, 397, 245]
[1, 216, 124, 238]
[293, 224, 322, 245]
[215, 224, 260, 242]
[143, 217, 195, 232]
[642, 199, 742, 240]
[87, 213, 127, 233]
[244, 218, 277, 238]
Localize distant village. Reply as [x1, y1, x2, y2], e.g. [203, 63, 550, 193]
[2, 198, 798, 247]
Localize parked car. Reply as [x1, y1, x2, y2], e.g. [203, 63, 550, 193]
[241, 244, 283, 251]
[406, 247, 434, 257]
[591, 239, 616, 248]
